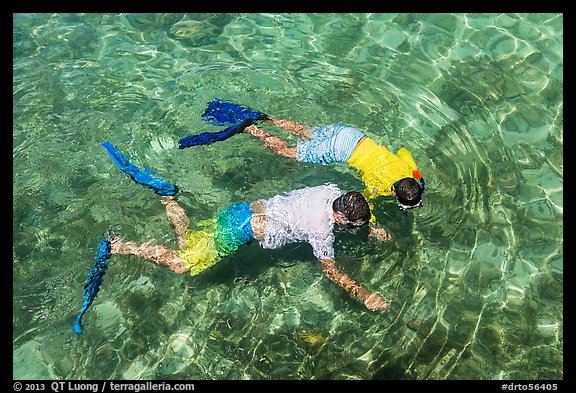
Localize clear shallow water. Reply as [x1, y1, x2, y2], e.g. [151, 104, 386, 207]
[13, 13, 562, 380]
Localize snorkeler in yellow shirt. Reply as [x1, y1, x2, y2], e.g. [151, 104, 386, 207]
[243, 121, 425, 239]
[178, 99, 425, 241]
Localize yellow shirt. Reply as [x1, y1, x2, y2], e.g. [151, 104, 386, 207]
[347, 137, 419, 222]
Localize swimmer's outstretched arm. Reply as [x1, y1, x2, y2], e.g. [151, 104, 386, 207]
[318, 258, 389, 311]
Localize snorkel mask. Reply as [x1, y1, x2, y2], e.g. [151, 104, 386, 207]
[393, 170, 425, 211]
[346, 217, 368, 228]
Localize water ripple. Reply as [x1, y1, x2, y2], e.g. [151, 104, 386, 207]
[13, 13, 563, 380]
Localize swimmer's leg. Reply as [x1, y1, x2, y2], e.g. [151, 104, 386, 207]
[244, 124, 298, 160]
[161, 196, 189, 250]
[110, 236, 189, 274]
[200, 98, 310, 139]
[266, 119, 312, 139]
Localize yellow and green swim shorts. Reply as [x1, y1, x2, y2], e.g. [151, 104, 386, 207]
[178, 202, 255, 277]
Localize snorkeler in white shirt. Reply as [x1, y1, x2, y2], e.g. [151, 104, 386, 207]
[111, 184, 388, 311]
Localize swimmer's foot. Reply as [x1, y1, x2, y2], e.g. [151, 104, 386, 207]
[161, 195, 177, 205]
[109, 234, 128, 255]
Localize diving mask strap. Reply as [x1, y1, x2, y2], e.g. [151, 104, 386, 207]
[413, 170, 425, 194]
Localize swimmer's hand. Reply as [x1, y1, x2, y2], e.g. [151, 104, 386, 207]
[369, 225, 391, 241]
[364, 293, 389, 311]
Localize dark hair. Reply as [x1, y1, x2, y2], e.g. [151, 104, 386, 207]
[332, 191, 371, 225]
[394, 177, 423, 207]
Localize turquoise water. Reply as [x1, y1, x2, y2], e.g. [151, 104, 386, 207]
[13, 13, 563, 380]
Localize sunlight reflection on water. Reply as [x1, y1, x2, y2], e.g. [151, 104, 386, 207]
[13, 13, 562, 380]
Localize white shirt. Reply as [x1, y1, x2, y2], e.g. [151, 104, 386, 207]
[259, 184, 342, 259]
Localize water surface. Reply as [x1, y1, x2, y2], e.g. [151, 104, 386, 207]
[13, 13, 563, 380]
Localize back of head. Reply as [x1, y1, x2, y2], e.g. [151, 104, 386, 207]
[394, 177, 423, 208]
[333, 191, 371, 225]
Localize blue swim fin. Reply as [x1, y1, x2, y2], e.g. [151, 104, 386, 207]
[201, 98, 269, 126]
[73, 239, 112, 333]
[179, 118, 253, 149]
[102, 142, 179, 196]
